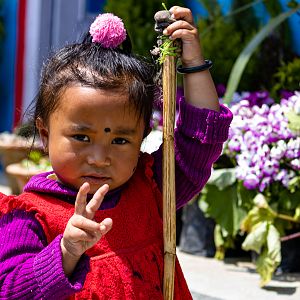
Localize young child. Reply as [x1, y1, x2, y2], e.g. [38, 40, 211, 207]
[0, 6, 232, 299]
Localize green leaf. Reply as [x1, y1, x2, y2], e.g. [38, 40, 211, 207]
[223, 4, 300, 104]
[242, 221, 267, 253]
[294, 205, 300, 221]
[214, 224, 224, 249]
[237, 181, 256, 211]
[288, 176, 300, 193]
[207, 168, 237, 190]
[213, 225, 236, 260]
[256, 224, 281, 286]
[28, 150, 43, 164]
[241, 199, 275, 233]
[286, 111, 300, 134]
[202, 182, 246, 235]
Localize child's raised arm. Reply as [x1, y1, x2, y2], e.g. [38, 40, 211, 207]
[163, 6, 220, 112]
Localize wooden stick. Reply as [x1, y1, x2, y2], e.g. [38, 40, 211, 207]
[162, 54, 177, 300]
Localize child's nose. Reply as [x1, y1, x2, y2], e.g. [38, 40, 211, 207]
[87, 146, 111, 167]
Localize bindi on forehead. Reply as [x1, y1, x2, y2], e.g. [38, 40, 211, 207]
[104, 127, 111, 133]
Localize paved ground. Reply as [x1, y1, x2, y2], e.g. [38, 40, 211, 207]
[1, 172, 300, 299]
[177, 250, 300, 300]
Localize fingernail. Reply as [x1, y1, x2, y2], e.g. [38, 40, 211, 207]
[163, 29, 168, 35]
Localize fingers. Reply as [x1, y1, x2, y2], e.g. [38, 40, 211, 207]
[169, 6, 194, 24]
[163, 7, 198, 42]
[163, 6, 202, 65]
[71, 215, 102, 232]
[99, 218, 113, 235]
[86, 184, 109, 218]
[68, 226, 98, 243]
[65, 216, 113, 245]
[75, 182, 90, 215]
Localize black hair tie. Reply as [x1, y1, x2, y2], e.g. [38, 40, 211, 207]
[177, 59, 213, 74]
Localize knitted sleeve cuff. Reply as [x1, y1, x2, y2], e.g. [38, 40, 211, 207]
[33, 234, 90, 299]
[176, 97, 233, 143]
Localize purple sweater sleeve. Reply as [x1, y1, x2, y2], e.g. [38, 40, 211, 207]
[152, 99, 232, 209]
[0, 209, 89, 299]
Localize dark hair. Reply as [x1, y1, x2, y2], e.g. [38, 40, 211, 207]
[33, 33, 158, 136]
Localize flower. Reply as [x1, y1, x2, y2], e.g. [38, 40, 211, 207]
[89, 13, 126, 48]
[225, 92, 300, 193]
[204, 90, 300, 287]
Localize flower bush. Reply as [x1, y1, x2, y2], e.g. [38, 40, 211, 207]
[200, 91, 300, 286]
[227, 93, 300, 192]
[143, 87, 300, 286]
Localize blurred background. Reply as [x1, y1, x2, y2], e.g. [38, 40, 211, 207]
[0, 0, 299, 132]
[0, 1, 300, 292]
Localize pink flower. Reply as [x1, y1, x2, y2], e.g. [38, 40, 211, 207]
[89, 13, 126, 48]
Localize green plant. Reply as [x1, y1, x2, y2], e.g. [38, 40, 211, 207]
[197, 0, 261, 91]
[271, 58, 300, 97]
[196, 0, 298, 99]
[200, 94, 300, 286]
[21, 150, 51, 171]
[104, 0, 184, 57]
[223, 2, 300, 103]
[198, 15, 257, 91]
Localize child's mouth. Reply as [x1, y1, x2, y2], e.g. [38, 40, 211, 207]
[82, 175, 110, 185]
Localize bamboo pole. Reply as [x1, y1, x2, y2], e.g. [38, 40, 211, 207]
[162, 54, 177, 300]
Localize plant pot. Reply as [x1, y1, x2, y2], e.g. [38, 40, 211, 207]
[179, 198, 216, 257]
[277, 232, 300, 274]
[0, 134, 42, 194]
[6, 161, 50, 194]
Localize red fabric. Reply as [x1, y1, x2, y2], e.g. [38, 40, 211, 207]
[0, 153, 192, 299]
[14, 0, 27, 128]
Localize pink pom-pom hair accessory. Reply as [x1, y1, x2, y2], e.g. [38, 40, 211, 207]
[89, 13, 127, 48]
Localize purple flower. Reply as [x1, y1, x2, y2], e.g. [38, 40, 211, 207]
[263, 158, 279, 176]
[280, 90, 295, 100]
[290, 159, 300, 171]
[225, 91, 300, 193]
[228, 136, 242, 152]
[259, 177, 272, 192]
[243, 91, 274, 107]
[243, 174, 260, 189]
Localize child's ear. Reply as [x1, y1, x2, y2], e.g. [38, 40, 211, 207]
[36, 117, 49, 152]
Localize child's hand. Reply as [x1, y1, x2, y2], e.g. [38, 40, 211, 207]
[61, 183, 112, 276]
[164, 6, 204, 67]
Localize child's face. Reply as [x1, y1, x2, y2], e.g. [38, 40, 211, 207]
[37, 85, 145, 193]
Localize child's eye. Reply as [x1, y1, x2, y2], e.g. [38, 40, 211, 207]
[112, 138, 128, 145]
[72, 135, 90, 142]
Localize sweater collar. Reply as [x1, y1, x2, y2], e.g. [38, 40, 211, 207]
[24, 171, 122, 209]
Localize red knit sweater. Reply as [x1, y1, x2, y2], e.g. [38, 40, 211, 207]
[1, 153, 192, 299]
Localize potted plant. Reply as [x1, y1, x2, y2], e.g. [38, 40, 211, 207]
[0, 128, 43, 194]
[200, 91, 300, 286]
[6, 150, 51, 193]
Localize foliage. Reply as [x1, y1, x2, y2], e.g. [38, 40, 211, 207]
[200, 92, 300, 286]
[223, 3, 300, 103]
[21, 150, 51, 171]
[197, 0, 298, 97]
[271, 58, 300, 98]
[197, 1, 259, 91]
[104, 0, 184, 57]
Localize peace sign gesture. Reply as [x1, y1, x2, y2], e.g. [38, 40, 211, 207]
[61, 183, 113, 276]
